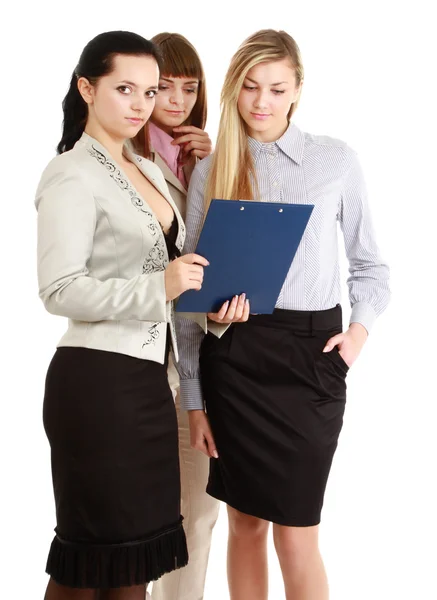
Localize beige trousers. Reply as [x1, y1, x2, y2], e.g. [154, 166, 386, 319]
[151, 356, 220, 600]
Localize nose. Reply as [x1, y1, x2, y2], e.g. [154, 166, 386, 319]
[253, 89, 269, 110]
[131, 92, 149, 113]
[169, 87, 184, 106]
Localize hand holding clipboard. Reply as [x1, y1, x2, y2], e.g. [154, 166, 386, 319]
[176, 199, 314, 315]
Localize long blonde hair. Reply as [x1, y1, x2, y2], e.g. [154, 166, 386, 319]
[204, 29, 304, 213]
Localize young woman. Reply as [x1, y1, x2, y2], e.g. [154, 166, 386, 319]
[176, 29, 390, 600]
[132, 32, 219, 600]
[36, 30, 209, 599]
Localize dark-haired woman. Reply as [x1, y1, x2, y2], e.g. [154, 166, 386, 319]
[36, 30, 209, 599]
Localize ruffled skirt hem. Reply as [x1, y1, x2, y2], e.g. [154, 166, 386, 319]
[46, 517, 188, 589]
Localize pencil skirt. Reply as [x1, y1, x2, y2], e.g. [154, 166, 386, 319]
[43, 344, 188, 588]
[200, 305, 349, 527]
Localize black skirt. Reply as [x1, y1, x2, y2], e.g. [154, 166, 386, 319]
[200, 305, 348, 527]
[43, 343, 188, 589]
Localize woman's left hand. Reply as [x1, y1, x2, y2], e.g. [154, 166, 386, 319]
[322, 322, 368, 368]
[172, 126, 213, 160]
[208, 294, 250, 324]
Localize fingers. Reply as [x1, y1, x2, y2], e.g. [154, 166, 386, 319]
[233, 293, 246, 320]
[190, 425, 218, 459]
[172, 133, 209, 146]
[225, 295, 239, 321]
[191, 149, 211, 159]
[188, 267, 204, 284]
[207, 295, 249, 323]
[323, 333, 344, 352]
[239, 299, 250, 322]
[204, 430, 219, 459]
[191, 436, 210, 457]
[192, 430, 218, 458]
[172, 125, 208, 135]
[181, 253, 209, 266]
[217, 300, 230, 320]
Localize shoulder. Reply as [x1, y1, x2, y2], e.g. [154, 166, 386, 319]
[36, 150, 81, 190]
[303, 130, 350, 154]
[35, 149, 91, 209]
[191, 154, 213, 183]
[302, 130, 357, 174]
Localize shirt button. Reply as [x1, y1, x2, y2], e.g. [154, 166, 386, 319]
[273, 182, 278, 187]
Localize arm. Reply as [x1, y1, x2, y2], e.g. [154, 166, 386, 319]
[339, 147, 390, 334]
[36, 159, 168, 323]
[175, 162, 210, 411]
[324, 147, 390, 365]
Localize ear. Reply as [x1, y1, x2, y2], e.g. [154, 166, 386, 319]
[77, 77, 95, 105]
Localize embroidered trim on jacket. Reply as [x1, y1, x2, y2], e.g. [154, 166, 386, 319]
[142, 323, 160, 347]
[87, 144, 169, 274]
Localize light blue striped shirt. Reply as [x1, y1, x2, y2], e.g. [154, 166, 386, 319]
[176, 122, 390, 410]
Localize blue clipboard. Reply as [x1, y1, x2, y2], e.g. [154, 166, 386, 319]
[176, 199, 314, 314]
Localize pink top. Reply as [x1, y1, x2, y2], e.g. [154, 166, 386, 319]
[148, 122, 187, 189]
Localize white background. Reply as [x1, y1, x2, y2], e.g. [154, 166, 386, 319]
[1, 1, 436, 598]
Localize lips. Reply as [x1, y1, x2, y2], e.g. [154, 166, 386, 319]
[126, 117, 143, 124]
[251, 113, 271, 119]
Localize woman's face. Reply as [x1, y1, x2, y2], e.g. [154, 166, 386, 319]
[237, 58, 301, 142]
[151, 76, 199, 134]
[79, 54, 160, 141]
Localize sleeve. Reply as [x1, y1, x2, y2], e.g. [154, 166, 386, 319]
[175, 161, 228, 410]
[339, 147, 390, 333]
[36, 158, 168, 323]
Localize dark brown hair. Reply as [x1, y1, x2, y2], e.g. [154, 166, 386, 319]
[57, 31, 161, 154]
[132, 33, 207, 157]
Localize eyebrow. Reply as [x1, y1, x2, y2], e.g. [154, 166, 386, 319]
[245, 77, 288, 86]
[118, 80, 158, 90]
[160, 77, 199, 85]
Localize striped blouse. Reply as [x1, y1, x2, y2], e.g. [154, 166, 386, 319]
[176, 122, 390, 410]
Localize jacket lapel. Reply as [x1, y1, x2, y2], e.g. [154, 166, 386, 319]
[79, 133, 185, 256]
[152, 150, 187, 196]
[127, 148, 185, 254]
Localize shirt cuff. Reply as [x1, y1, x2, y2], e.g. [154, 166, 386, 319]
[179, 378, 205, 410]
[207, 321, 231, 338]
[349, 301, 377, 334]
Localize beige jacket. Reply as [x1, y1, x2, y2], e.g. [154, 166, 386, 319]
[36, 132, 186, 363]
[151, 150, 187, 221]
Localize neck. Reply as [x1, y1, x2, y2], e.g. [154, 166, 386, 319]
[248, 119, 289, 143]
[84, 123, 126, 164]
[150, 118, 174, 137]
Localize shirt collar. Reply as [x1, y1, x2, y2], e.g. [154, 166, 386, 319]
[248, 122, 305, 165]
[148, 121, 182, 166]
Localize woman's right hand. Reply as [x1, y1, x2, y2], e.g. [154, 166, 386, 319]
[165, 253, 209, 302]
[188, 410, 218, 458]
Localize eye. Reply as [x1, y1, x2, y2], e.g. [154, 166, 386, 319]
[117, 85, 132, 94]
[158, 85, 169, 91]
[272, 90, 285, 95]
[145, 90, 157, 98]
[184, 88, 197, 94]
[243, 85, 256, 91]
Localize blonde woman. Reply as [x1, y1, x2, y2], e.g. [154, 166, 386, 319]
[177, 29, 390, 600]
[132, 33, 220, 600]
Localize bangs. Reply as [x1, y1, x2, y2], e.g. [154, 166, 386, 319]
[152, 33, 204, 80]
